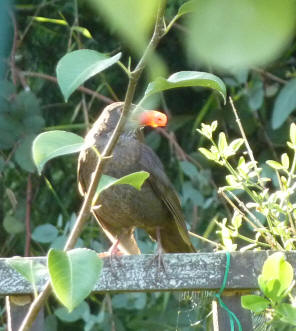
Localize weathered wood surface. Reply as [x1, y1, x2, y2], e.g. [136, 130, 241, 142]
[1, 251, 296, 295]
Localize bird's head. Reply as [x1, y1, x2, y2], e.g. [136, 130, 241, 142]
[91, 102, 167, 137]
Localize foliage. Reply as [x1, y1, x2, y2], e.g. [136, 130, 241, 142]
[1, 0, 296, 330]
[241, 253, 296, 327]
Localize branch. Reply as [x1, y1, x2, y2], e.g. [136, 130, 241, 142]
[19, 2, 167, 330]
[21, 71, 114, 104]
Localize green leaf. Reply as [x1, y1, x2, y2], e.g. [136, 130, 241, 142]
[93, 171, 150, 204]
[228, 138, 244, 153]
[177, 0, 195, 17]
[281, 153, 289, 170]
[3, 214, 25, 234]
[55, 301, 90, 322]
[260, 253, 294, 298]
[48, 248, 103, 311]
[145, 71, 226, 104]
[32, 131, 84, 174]
[266, 160, 283, 170]
[72, 26, 93, 39]
[272, 79, 296, 129]
[218, 132, 228, 154]
[277, 303, 296, 325]
[56, 50, 121, 101]
[88, 0, 159, 52]
[33, 16, 68, 26]
[188, 0, 296, 70]
[290, 122, 296, 146]
[6, 259, 47, 284]
[180, 161, 199, 180]
[6, 259, 47, 296]
[198, 147, 219, 162]
[32, 224, 59, 244]
[241, 295, 269, 313]
[14, 134, 36, 173]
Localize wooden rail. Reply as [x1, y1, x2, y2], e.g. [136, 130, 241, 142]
[2, 251, 296, 330]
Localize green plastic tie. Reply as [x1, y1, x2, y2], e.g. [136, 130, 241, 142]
[215, 252, 242, 331]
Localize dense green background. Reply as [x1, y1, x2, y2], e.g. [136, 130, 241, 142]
[1, 0, 296, 329]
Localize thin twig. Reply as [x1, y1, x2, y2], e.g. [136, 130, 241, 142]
[188, 231, 223, 249]
[229, 97, 264, 187]
[25, 175, 32, 257]
[254, 68, 287, 85]
[9, 11, 18, 86]
[21, 71, 114, 104]
[18, 2, 167, 330]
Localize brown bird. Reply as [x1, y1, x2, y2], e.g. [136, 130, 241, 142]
[78, 102, 195, 255]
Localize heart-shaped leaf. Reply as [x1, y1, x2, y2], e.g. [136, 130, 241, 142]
[144, 71, 226, 103]
[48, 248, 103, 311]
[56, 49, 121, 101]
[32, 131, 84, 174]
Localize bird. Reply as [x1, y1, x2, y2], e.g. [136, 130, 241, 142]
[77, 102, 196, 255]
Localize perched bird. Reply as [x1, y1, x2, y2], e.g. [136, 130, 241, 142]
[78, 102, 195, 255]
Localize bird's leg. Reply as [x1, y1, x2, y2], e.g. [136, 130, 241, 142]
[97, 239, 125, 258]
[148, 227, 167, 274]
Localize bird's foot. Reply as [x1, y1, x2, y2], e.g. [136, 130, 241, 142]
[98, 240, 125, 279]
[148, 245, 168, 275]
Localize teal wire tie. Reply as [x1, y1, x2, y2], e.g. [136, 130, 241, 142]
[215, 252, 242, 331]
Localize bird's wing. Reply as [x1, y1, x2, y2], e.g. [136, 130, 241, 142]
[139, 143, 194, 250]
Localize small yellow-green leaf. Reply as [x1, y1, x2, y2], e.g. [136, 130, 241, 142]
[33, 16, 68, 26]
[177, 0, 195, 17]
[32, 131, 84, 174]
[290, 122, 296, 145]
[48, 248, 103, 312]
[229, 138, 244, 153]
[72, 26, 93, 39]
[218, 132, 228, 154]
[266, 160, 283, 170]
[281, 153, 289, 170]
[198, 147, 218, 161]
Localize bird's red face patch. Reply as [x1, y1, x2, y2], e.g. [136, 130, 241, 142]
[139, 110, 167, 128]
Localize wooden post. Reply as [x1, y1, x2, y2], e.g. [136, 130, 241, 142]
[212, 292, 253, 330]
[6, 296, 44, 331]
[1, 252, 295, 331]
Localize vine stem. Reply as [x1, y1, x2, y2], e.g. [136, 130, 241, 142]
[18, 2, 167, 330]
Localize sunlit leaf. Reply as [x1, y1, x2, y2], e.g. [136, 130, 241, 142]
[241, 295, 269, 313]
[33, 16, 68, 25]
[145, 71, 226, 103]
[72, 26, 93, 39]
[260, 253, 294, 298]
[177, 0, 195, 17]
[48, 248, 103, 311]
[56, 50, 121, 101]
[32, 131, 84, 174]
[93, 171, 150, 204]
